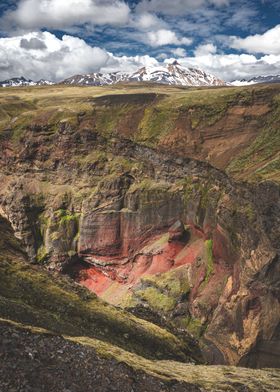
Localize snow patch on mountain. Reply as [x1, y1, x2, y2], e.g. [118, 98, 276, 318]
[0, 76, 54, 87]
[232, 74, 280, 86]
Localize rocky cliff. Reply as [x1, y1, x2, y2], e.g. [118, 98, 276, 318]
[0, 83, 279, 374]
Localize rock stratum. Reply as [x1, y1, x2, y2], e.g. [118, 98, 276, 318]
[0, 83, 280, 390]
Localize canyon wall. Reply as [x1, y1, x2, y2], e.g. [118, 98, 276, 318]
[0, 84, 279, 368]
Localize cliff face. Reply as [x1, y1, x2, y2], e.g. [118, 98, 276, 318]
[0, 84, 280, 370]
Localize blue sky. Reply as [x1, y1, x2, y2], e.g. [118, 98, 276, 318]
[0, 0, 279, 81]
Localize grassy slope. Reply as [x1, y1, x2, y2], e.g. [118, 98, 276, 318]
[1, 83, 280, 183]
[227, 93, 280, 182]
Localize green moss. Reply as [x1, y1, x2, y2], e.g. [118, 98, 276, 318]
[0, 256, 191, 362]
[142, 267, 190, 298]
[37, 245, 49, 264]
[136, 287, 176, 313]
[205, 240, 214, 284]
[227, 128, 280, 174]
[128, 179, 170, 194]
[53, 209, 80, 226]
[105, 155, 144, 176]
[189, 103, 226, 129]
[50, 231, 60, 241]
[256, 157, 280, 175]
[243, 204, 255, 223]
[94, 105, 132, 137]
[77, 150, 108, 165]
[231, 202, 256, 225]
[199, 184, 210, 210]
[171, 316, 205, 339]
[143, 233, 170, 250]
[226, 93, 280, 181]
[131, 267, 190, 316]
[185, 317, 205, 338]
[136, 105, 177, 144]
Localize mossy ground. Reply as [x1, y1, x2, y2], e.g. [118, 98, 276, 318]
[142, 266, 190, 298]
[204, 239, 214, 283]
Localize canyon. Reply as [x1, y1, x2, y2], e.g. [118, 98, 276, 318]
[0, 82, 280, 391]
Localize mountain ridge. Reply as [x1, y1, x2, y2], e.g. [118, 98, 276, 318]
[0, 76, 54, 87]
[0, 62, 226, 88]
[62, 61, 226, 87]
[232, 74, 280, 86]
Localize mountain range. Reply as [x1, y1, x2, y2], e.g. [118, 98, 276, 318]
[232, 74, 280, 86]
[1, 63, 280, 88]
[0, 62, 225, 88]
[0, 76, 54, 87]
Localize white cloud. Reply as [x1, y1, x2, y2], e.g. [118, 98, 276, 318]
[101, 54, 159, 73]
[2, 0, 130, 31]
[131, 12, 166, 30]
[230, 24, 280, 55]
[194, 43, 217, 56]
[0, 31, 109, 81]
[145, 29, 192, 47]
[92, 42, 280, 82]
[1, 30, 280, 84]
[176, 50, 280, 81]
[171, 47, 187, 57]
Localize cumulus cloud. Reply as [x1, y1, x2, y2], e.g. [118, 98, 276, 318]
[194, 43, 217, 56]
[145, 29, 192, 47]
[2, 0, 130, 31]
[1, 30, 280, 83]
[131, 12, 166, 30]
[175, 47, 280, 81]
[101, 54, 159, 73]
[229, 24, 280, 55]
[0, 31, 109, 81]
[171, 47, 187, 57]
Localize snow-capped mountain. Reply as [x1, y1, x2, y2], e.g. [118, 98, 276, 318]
[1, 63, 226, 88]
[62, 72, 129, 86]
[0, 76, 54, 87]
[62, 61, 226, 87]
[232, 74, 280, 86]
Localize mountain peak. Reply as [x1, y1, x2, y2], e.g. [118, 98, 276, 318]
[170, 60, 180, 66]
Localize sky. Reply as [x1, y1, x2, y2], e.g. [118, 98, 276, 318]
[0, 0, 280, 82]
